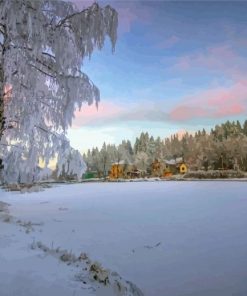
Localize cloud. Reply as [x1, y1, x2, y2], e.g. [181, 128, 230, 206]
[163, 41, 247, 122]
[158, 35, 180, 49]
[169, 80, 247, 122]
[71, 99, 170, 127]
[172, 44, 247, 80]
[72, 101, 124, 128]
[72, 79, 247, 127]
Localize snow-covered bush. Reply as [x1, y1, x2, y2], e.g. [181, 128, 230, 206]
[184, 170, 245, 179]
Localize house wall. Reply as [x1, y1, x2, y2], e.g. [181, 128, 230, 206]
[180, 164, 188, 174]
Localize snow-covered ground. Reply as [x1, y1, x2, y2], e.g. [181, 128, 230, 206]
[1, 181, 247, 296]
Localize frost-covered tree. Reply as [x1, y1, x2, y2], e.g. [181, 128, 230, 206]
[134, 151, 149, 171]
[118, 140, 133, 164]
[0, 0, 118, 183]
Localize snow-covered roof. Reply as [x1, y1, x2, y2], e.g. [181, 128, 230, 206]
[165, 157, 184, 165]
[165, 159, 176, 165]
[112, 160, 127, 165]
[175, 157, 183, 163]
[112, 160, 135, 165]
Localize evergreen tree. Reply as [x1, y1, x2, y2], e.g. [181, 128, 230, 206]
[243, 120, 247, 136]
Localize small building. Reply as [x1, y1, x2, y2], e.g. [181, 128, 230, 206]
[109, 161, 128, 179]
[163, 158, 188, 176]
[126, 168, 146, 179]
[163, 159, 177, 175]
[179, 163, 188, 174]
[110, 162, 147, 179]
[83, 171, 98, 179]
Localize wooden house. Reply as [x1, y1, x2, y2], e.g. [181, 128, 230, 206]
[163, 158, 188, 176]
[110, 161, 147, 179]
[126, 168, 146, 179]
[179, 163, 188, 174]
[109, 161, 126, 179]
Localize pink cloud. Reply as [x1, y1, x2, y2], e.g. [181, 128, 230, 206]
[71, 100, 169, 127]
[72, 101, 124, 128]
[215, 103, 244, 117]
[172, 44, 247, 80]
[169, 80, 247, 122]
[170, 106, 208, 121]
[170, 43, 247, 126]
[176, 45, 233, 70]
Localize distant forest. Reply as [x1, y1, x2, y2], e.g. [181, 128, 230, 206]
[83, 120, 247, 176]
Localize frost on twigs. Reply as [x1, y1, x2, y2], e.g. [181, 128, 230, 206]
[0, 201, 9, 213]
[0, 0, 118, 184]
[29, 241, 144, 296]
[89, 262, 110, 285]
[0, 200, 12, 222]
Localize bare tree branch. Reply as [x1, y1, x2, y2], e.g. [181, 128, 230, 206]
[56, 4, 94, 28]
[29, 62, 55, 78]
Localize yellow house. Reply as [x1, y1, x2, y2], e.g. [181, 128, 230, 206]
[163, 158, 188, 176]
[179, 163, 188, 174]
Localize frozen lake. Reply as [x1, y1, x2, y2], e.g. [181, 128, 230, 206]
[1, 181, 247, 296]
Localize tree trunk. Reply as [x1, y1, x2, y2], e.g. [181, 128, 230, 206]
[0, 45, 4, 175]
[0, 55, 4, 140]
[0, 23, 6, 141]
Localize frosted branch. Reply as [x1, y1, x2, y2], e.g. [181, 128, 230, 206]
[0, 0, 118, 184]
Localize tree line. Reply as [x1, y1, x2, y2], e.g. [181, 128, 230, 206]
[83, 119, 247, 177]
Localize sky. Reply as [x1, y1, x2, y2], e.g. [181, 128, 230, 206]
[68, 1, 247, 153]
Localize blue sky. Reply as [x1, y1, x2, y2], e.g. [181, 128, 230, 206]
[68, 1, 247, 152]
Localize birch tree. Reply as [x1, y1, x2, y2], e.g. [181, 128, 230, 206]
[0, 0, 118, 183]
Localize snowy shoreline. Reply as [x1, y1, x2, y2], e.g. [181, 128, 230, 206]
[2, 177, 247, 194]
[81, 177, 247, 183]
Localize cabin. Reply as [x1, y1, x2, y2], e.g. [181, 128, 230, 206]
[163, 157, 188, 176]
[110, 162, 147, 179]
[126, 168, 146, 179]
[109, 161, 128, 179]
[110, 163, 124, 179]
[179, 163, 188, 174]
